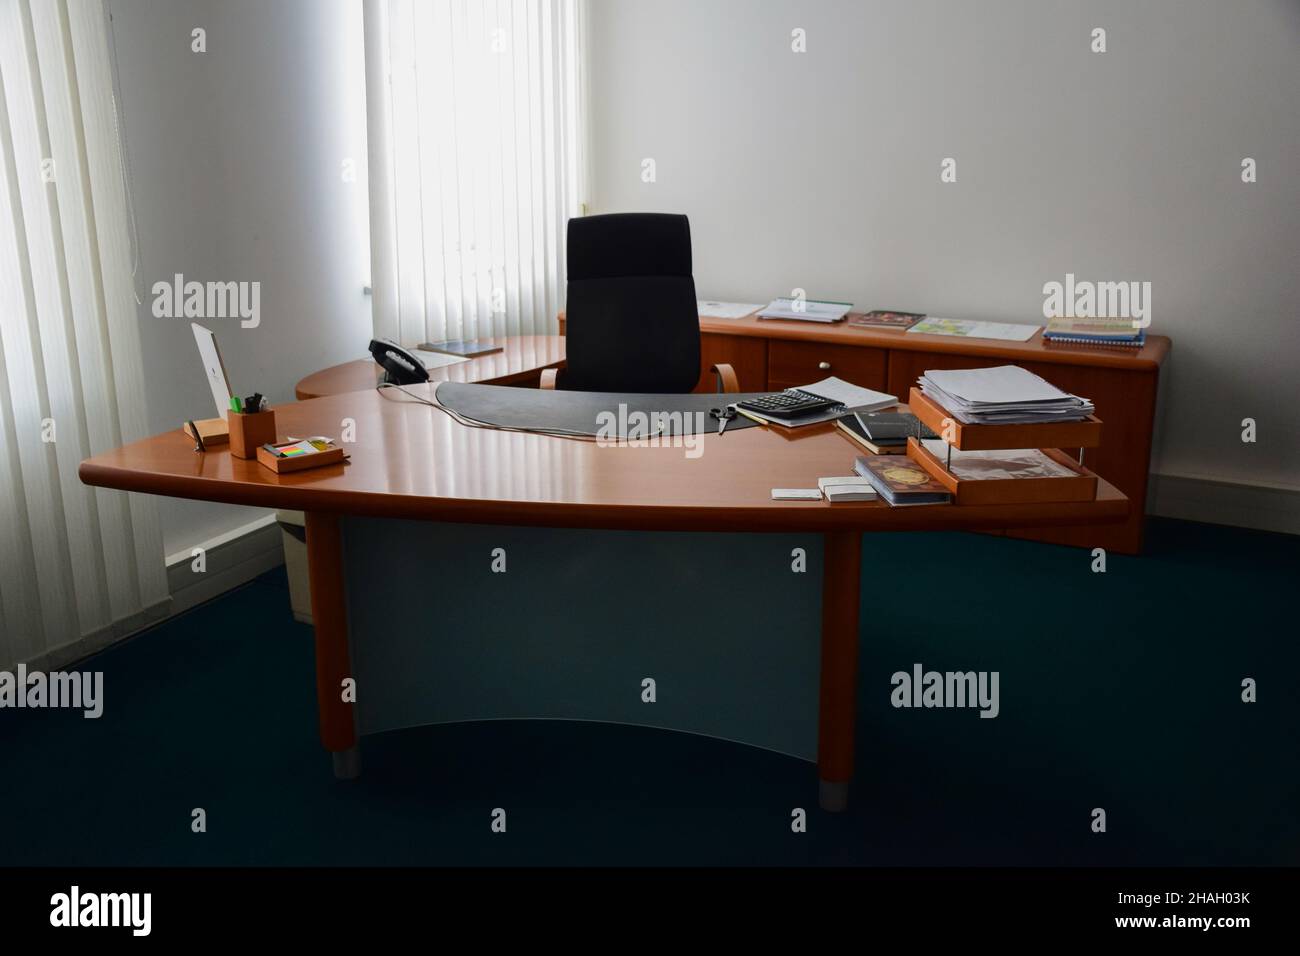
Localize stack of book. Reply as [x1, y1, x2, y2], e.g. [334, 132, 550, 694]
[1042, 316, 1146, 348]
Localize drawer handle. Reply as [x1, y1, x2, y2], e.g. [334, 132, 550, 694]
[818, 361, 831, 371]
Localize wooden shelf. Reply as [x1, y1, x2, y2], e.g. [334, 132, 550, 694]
[907, 387, 1103, 452]
[907, 437, 1098, 506]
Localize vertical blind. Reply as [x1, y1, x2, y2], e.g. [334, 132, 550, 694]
[0, 0, 167, 667]
[364, 0, 587, 346]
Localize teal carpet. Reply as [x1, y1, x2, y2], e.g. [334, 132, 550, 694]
[1, 518, 1295, 866]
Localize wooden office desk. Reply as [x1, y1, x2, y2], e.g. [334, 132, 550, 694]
[80, 383, 1127, 811]
[559, 311, 1170, 554]
[294, 334, 565, 400]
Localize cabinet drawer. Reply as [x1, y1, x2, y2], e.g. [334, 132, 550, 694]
[694, 332, 768, 393]
[767, 339, 889, 392]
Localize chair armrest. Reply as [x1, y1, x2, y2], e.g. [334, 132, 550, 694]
[711, 363, 740, 394]
[540, 368, 559, 390]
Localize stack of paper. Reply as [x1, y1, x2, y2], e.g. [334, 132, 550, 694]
[817, 476, 878, 502]
[918, 366, 1094, 424]
[757, 298, 852, 323]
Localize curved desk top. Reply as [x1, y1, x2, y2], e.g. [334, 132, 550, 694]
[295, 334, 565, 400]
[80, 383, 1128, 534]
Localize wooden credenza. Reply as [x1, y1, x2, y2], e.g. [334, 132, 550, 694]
[559, 311, 1170, 555]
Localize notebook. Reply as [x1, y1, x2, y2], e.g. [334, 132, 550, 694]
[835, 416, 907, 455]
[739, 377, 898, 428]
[847, 310, 924, 331]
[1043, 317, 1146, 347]
[854, 410, 938, 442]
[757, 298, 852, 323]
[854, 455, 951, 507]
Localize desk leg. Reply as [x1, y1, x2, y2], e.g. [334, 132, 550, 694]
[817, 530, 862, 812]
[305, 512, 360, 779]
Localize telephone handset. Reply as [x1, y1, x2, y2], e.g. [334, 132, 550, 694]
[368, 338, 430, 386]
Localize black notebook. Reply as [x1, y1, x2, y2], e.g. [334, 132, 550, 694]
[854, 411, 938, 444]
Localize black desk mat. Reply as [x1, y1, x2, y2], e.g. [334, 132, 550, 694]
[435, 382, 774, 437]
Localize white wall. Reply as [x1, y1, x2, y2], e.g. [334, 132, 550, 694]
[588, 0, 1300, 495]
[110, 0, 371, 554]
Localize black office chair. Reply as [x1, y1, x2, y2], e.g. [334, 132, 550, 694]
[541, 213, 738, 394]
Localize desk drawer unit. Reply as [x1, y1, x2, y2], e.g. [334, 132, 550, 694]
[767, 339, 888, 392]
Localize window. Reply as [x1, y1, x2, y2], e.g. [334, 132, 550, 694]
[364, 0, 587, 346]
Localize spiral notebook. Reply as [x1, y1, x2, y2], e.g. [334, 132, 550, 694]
[1042, 317, 1146, 348]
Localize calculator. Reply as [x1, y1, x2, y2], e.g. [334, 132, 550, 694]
[736, 389, 842, 419]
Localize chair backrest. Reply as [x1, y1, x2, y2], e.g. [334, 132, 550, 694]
[562, 213, 701, 393]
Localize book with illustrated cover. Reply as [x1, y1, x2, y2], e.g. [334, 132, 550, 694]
[848, 310, 925, 330]
[854, 454, 952, 506]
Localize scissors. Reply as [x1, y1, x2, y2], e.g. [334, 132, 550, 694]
[710, 404, 737, 436]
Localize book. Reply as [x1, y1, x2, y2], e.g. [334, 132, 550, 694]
[1042, 331, 1146, 349]
[835, 417, 907, 455]
[854, 410, 938, 442]
[817, 476, 878, 502]
[697, 300, 764, 319]
[847, 310, 924, 331]
[757, 298, 852, 323]
[739, 377, 897, 428]
[417, 339, 504, 358]
[1043, 317, 1146, 347]
[854, 455, 952, 507]
[907, 317, 1039, 341]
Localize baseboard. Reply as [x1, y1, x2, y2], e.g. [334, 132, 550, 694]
[16, 517, 286, 672]
[1147, 472, 1300, 535]
[24, 598, 173, 673]
[165, 514, 286, 617]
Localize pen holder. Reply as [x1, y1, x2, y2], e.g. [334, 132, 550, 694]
[229, 409, 277, 460]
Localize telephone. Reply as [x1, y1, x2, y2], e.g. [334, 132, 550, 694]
[368, 338, 430, 386]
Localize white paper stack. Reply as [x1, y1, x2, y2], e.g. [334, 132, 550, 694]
[918, 366, 1094, 424]
[817, 476, 878, 502]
